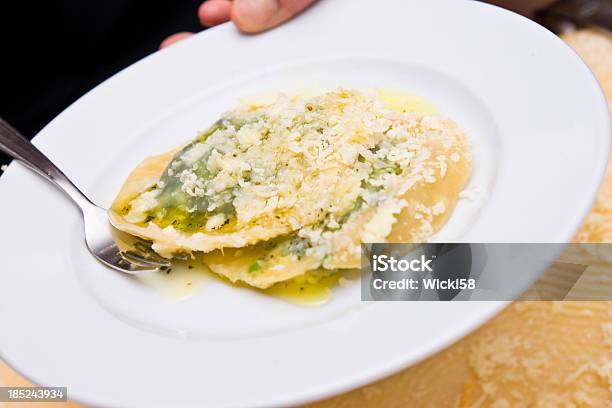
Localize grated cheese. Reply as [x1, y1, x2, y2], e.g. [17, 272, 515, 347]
[112, 88, 472, 287]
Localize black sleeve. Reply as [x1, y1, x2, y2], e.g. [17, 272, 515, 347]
[0, 0, 203, 166]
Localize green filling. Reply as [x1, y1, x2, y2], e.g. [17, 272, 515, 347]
[141, 120, 241, 233]
[248, 261, 262, 273]
[128, 102, 406, 235]
[237, 198, 367, 275]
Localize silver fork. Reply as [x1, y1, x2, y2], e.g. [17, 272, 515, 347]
[0, 118, 171, 273]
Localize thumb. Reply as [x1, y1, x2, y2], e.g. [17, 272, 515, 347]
[231, 0, 317, 33]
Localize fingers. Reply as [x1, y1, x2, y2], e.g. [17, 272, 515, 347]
[159, 32, 194, 49]
[159, 0, 231, 50]
[161, 0, 316, 49]
[231, 0, 317, 33]
[198, 0, 233, 26]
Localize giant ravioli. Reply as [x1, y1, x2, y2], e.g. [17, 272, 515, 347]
[110, 89, 471, 288]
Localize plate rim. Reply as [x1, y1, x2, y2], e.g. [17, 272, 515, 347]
[0, 0, 609, 406]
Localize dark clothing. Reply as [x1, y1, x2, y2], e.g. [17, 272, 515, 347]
[0, 1, 203, 165]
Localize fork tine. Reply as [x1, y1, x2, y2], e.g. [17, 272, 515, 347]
[122, 250, 172, 267]
[99, 245, 162, 273]
[130, 236, 189, 263]
[118, 254, 166, 271]
[131, 239, 174, 262]
[114, 235, 168, 263]
[172, 253, 190, 261]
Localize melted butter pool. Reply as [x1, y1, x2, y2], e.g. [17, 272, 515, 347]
[136, 254, 358, 306]
[376, 88, 438, 115]
[136, 259, 208, 301]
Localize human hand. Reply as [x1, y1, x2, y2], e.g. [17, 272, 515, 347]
[161, 0, 317, 49]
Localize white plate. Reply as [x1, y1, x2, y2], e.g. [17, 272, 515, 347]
[0, 0, 608, 407]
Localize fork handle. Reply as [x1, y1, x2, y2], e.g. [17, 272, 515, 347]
[0, 117, 94, 212]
